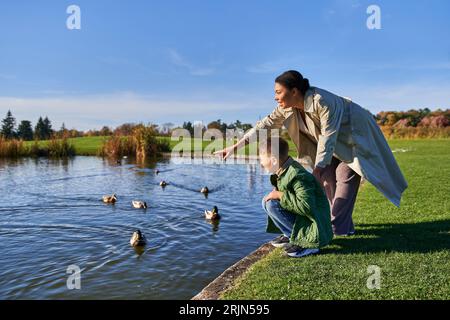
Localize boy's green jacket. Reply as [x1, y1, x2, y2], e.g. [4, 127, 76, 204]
[267, 157, 333, 248]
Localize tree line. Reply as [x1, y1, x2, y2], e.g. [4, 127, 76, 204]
[376, 108, 449, 128]
[2, 108, 448, 141]
[0, 110, 57, 140]
[181, 119, 253, 136]
[0, 110, 254, 140]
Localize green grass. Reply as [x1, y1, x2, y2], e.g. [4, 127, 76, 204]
[24, 136, 108, 156]
[22, 136, 264, 157]
[23, 135, 441, 158]
[221, 139, 450, 300]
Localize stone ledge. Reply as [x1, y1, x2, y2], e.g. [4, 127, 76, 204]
[192, 242, 275, 300]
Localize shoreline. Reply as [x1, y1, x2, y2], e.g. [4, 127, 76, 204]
[191, 242, 275, 300]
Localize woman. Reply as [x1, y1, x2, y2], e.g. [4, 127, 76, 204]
[215, 70, 408, 236]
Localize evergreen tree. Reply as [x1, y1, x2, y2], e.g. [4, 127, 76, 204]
[1, 110, 16, 139]
[182, 121, 194, 135]
[43, 116, 53, 138]
[35, 117, 46, 140]
[17, 120, 34, 140]
[59, 122, 69, 138]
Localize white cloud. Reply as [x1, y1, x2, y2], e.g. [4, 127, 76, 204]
[168, 49, 216, 76]
[0, 91, 268, 131]
[0, 81, 448, 132]
[341, 82, 450, 112]
[246, 55, 307, 75]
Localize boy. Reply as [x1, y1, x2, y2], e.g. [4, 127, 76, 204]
[260, 137, 333, 258]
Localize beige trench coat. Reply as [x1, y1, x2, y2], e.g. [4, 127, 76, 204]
[244, 86, 408, 207]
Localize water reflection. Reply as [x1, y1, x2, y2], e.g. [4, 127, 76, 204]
[0, 156, 273, 299]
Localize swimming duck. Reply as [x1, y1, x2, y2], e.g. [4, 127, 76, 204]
[160, 180, 167, 187]
[102, 194, 117, 204]
[132, 200, 148, 209]
[130, 229, 147, 247]
[204, 206, 220, 221]
[200, 186, 209, 194]
[155, 169, 160, 174]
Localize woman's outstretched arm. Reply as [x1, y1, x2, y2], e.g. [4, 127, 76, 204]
[214, 105, 287, 160]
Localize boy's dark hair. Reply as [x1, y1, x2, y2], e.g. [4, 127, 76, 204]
[259, 137, 290, 160]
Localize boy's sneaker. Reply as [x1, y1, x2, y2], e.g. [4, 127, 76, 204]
[284, 244, 319, 258]
[270, 235, 290, 248]
[335, 231, 356, 237]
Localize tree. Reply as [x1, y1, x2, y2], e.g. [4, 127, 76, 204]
[386, 113, 398, 126]
[17, 120, 34, 140]
[99, 126, 112, 136]
[114, 123, 136, 136]
[43, 117, 53, 138]
[1, 110, 16, 139]
[241, 123, 253, 132]
[161, 122, 174, 135]
[34, 116, 53, 140]
[231, 120, 253, 132]
[206, 120, 221, 131]
[35, 117, 46, 140]
[58, 122, 70, 138]
[182, 121, 194, 135]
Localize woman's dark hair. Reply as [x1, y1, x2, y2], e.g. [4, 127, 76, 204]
[275, 70, 310, 96]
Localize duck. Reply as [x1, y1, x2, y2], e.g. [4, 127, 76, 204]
[130, 229, 147, 247]
[159, 180, 167, 187]
[204, 206, 220, 221]
[155, 169, 160, 175]
[132, 200, 148, 209]
[200, 186, 209, 194]
[102, 194, 117, 204]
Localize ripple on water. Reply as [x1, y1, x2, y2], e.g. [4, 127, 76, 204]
[0, 157, 273, 299]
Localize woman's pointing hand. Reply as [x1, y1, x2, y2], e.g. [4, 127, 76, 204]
[213, 146, 235, 160]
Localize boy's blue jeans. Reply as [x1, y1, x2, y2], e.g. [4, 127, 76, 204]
[262, 199, 296, 238]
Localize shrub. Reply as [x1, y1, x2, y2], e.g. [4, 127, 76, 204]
[0, 137, 27, 157]
[99, 124, 170, 159]
[47, 136, 76, 157]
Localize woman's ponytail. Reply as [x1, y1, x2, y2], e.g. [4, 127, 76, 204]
[275, 70, 311, 95]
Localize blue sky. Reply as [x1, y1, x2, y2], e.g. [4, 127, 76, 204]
[0, 0, 449, 130]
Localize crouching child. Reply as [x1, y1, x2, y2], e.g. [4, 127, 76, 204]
[260, 137, 333, 258]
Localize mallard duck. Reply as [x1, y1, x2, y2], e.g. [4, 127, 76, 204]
[204, 206, 220, 220]
[200, 186, 209, 194]
[102, 194, 117, 204]
[132, 200, 147, 209]
[130, 229, 146, 247]
[160, 180, 167, 187]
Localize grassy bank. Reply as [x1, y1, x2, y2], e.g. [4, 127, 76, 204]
[221, 139, 450, 300]
[24, 135, 446, 157]
[23, 136, 107, 156]
[22, 136, 260, 156]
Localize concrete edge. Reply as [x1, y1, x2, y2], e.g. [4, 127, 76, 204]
[191, 242, 275, 300]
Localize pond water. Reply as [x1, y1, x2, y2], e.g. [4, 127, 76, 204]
[0, 156, 274, 299]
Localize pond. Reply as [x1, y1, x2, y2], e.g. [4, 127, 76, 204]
[0, 156, 274, 299]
